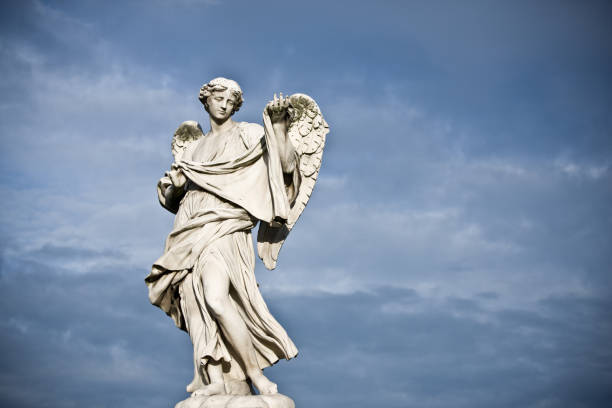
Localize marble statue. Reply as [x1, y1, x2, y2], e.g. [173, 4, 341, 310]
[145, 77, 328, 408]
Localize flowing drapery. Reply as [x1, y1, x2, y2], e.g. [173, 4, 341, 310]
[145, 122, 298, 383]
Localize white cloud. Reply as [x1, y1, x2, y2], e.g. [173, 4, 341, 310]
[554, 155, 610, 180]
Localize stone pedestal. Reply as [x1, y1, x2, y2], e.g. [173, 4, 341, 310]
[175, 394, 295, 408]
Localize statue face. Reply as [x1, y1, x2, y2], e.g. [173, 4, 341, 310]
[207, 89, 237, 121]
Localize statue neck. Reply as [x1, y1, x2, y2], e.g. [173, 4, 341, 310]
[209, 117, 236, 136]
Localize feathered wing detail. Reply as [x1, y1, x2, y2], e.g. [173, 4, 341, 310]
[171, 120, 204, 161]
[257, 93, 329, 269]
[157, 121, 204, 214]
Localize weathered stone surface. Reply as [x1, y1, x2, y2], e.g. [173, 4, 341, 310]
[259, 394, 295, 408]
[225, 380, 251, 396]
[175, 394, 295, 408]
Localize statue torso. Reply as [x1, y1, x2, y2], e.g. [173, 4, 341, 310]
[190, 122, 247, 163]
[174, 122, 264, 227]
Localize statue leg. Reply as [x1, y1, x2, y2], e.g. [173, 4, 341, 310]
[180, 274, 226, 395]
[202, 255, 278, 395]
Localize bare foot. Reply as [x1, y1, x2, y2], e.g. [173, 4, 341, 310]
[248, 371, 278, 395]
[192, 382, 226, 397]
[186, 375, 205, 393]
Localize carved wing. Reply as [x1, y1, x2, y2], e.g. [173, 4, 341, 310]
[171, 120, 204, 161]
[257, 93, 330, 269]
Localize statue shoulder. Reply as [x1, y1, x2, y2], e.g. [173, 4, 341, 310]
[238, 122, 265, 148]
[172, 120, 205, 161]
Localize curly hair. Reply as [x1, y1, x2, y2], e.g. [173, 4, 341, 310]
[198, 77, 244, 115]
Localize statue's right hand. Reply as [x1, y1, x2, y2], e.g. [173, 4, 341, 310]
[167, 168, 186, 189]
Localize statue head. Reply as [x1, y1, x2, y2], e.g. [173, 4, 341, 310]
[198, 77, 244, 116]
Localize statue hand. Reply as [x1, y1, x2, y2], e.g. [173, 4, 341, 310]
[267, 93, 291, 126]
[167, 168, 186, 189]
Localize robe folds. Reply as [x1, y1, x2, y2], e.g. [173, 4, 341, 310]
[145, 121, 298, 382]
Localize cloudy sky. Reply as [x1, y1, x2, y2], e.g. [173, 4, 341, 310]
[1, 1, 611, 407]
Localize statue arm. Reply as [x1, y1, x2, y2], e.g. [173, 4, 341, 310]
[267, 93, 297, 175]
[157, 170, 186, 214]
[270, 117, 300, 204]
[273, 122, 297, 174]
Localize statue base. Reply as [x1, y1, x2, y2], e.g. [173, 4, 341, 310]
[175, 393, 295, 408]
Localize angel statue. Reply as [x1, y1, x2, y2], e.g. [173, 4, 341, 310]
[145, 77, 328, 405]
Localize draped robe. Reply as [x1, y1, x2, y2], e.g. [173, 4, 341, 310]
[145, 121, 298, 384]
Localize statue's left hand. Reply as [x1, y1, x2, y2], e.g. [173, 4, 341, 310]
[267, 93, 291, 127]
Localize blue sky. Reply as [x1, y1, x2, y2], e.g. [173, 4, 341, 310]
[1, 1, 611, 407]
